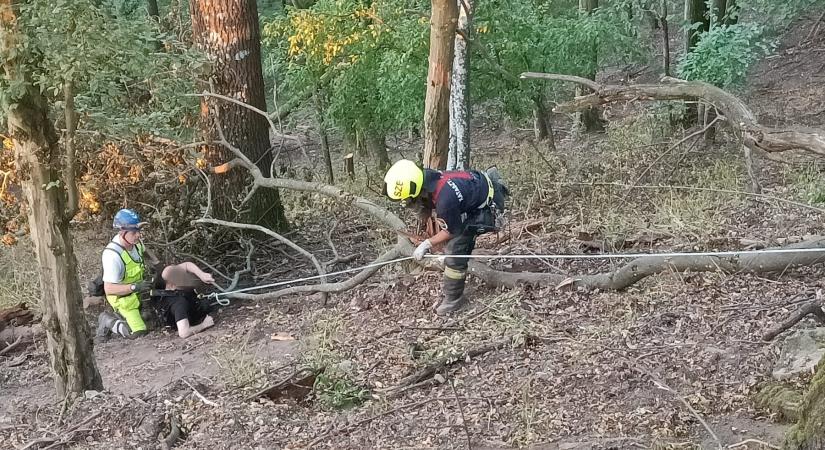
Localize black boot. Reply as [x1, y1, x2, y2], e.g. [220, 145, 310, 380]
[436, 276, 469, 315]
[95, 311, 117, 343]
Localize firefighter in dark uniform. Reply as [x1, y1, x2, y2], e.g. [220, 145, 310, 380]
[384, 159, 508, 315]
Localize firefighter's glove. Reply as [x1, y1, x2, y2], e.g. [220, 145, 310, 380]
[413, 239, 433, 261]
[131, 280, 153, 293]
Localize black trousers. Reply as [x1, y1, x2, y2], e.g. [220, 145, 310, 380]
[445, 229, 477, 273]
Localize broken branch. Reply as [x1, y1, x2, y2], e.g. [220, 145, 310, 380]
[384, 335, 531, 394]
[762, 300, 825, 341]
[521, 73, 825, 157]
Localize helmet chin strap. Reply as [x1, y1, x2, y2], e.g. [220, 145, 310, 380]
[120, 230, 136, 247]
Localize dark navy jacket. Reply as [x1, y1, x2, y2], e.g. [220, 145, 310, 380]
[422, 169, 491, 234]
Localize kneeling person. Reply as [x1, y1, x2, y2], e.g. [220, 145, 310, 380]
[151, 262, 216, 338]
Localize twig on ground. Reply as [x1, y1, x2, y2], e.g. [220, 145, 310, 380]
[727, 438, 780, 450]
[160, 415, 181, 450]
[19, 411, 102, 450]
[182, 378, 219, 407]
[385, 335, 532, 393]
[630, 361, 722, 450]
[306, 398, 438, 448]
[762, 300, 825, 341]
[0, 335, 24, 356]
[450, 379, 473, 450]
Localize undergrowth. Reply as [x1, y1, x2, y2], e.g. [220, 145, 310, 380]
[0, 240, 40, 311]
[302, 312, 369, 410]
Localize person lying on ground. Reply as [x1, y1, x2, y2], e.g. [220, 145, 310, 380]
[149, 263, 217, 339]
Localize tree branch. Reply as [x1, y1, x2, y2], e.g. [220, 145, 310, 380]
[469, 237, 825, 291]
[762, 300, 825, 341]
[195, 218, 328, 298]
[521, 73, 825, 157]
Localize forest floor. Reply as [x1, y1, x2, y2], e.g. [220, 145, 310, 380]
[4, 11, 825, 450]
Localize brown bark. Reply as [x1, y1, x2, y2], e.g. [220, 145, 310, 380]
[365, 130, 390, 172]
[2, 0, 102, 397]
[63, 80, 79, 218]
[521, 73, 825, 158]
[190, 0, 287, 230]
[532, 94, 556, 151]
[422, 0, 459, 169]
[313, 90, 334, 184]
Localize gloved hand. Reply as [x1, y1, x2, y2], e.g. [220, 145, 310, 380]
[413, 239, 433, 261]
[131, 280, 153, 293]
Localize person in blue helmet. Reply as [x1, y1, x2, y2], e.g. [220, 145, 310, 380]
[383, 160, 508, 315]
[95, 209, 157, 340]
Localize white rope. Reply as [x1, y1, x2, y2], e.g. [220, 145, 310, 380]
[426, 246, 825, 260]
[207, 246, 825, 302]
[208, 256, 415, 301]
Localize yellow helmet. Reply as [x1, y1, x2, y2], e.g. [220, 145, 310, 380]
[384, 159, 424, 200]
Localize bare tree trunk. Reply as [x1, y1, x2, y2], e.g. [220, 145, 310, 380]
[313, 90, 334, 184]
[684, 0, 708, 51]
[422, 0, 459, 169]
[743, 144, 762, 193]
[147, 0, 159, 18]
[684, 0, 709, 126]
[724, 0, 737, 25]
[448, 0, 471, 171]
[709, 0, 726, 26]
[190, 0, 287, 230]
[575, 0, 604, 133]
[1, 0, 103, 397]
[365, 130, 390, 172]
[532, 94, 556, 152]
[660, 0, 671, 77]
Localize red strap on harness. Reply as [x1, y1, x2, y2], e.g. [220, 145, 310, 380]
[432, 171, 473, 203]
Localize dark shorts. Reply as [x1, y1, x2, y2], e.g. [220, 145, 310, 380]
[152, 291, 209, 329]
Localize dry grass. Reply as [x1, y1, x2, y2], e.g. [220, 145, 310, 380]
[0, 240, 40, 311]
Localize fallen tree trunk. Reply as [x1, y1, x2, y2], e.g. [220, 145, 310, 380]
[469, 237, 825, 291]
[520, 73, 825, 157]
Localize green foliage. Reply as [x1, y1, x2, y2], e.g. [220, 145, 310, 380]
[301, 314, 369, 410]
[0, 0, 204, 139]
[677, 23, 773, 89]
[262, 0, 428, 138]
[313, 370, 369, 410]
[789, 166, 825, 205]
[471, 0, 643, 121]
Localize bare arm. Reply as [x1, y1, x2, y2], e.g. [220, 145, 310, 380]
[103, 282, 134, 297]
[428, 229, 452, 247]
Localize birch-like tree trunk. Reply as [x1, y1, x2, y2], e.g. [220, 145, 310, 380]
[1, 0, 103, 397]
[447, 0, 472, 171]
[422, 0, 459, 169]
